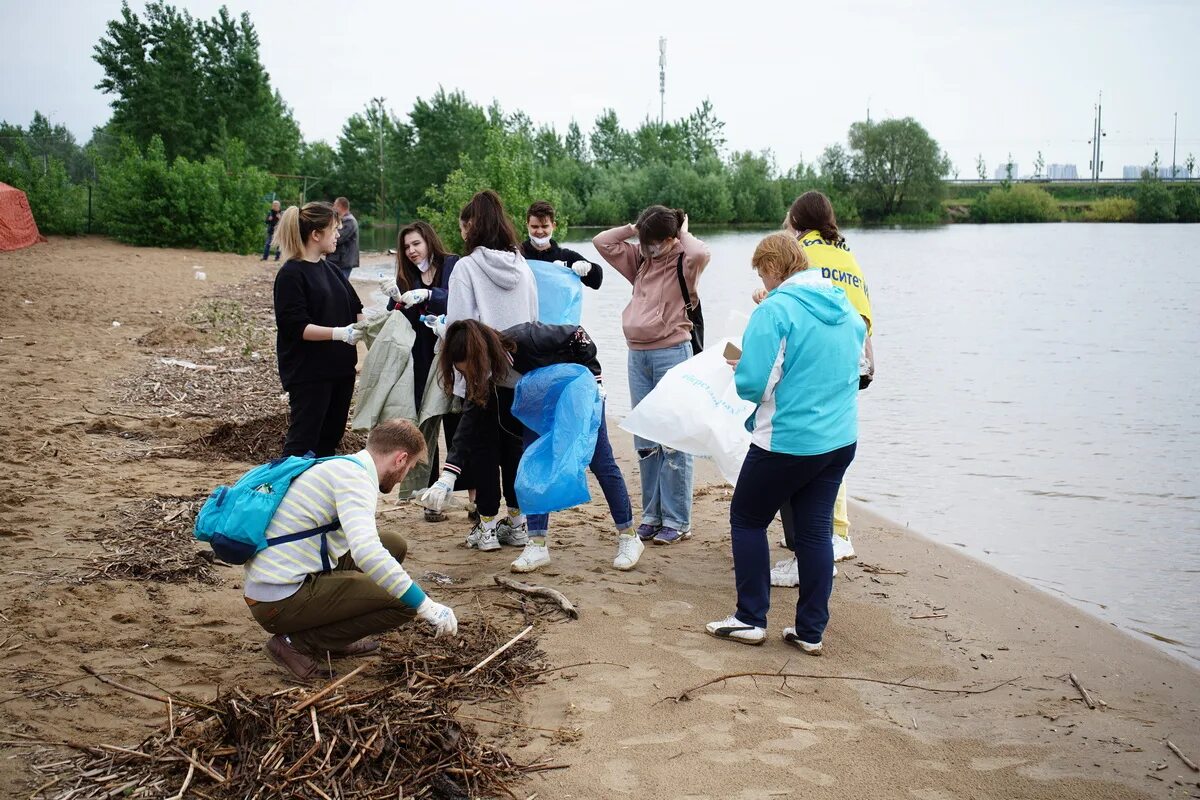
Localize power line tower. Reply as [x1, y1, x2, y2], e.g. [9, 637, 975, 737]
[658, 37, 667, 124]
[1088, 92, 1105, 181]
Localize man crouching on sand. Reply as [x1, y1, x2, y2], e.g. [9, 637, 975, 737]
[243, 419, 458, 680]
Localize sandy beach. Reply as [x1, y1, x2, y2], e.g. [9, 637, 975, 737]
[1, 238, 1198, 799]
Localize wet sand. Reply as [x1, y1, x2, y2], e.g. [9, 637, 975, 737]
[0, 238, 1197, 799]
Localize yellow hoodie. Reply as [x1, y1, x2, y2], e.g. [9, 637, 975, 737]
[797, 231, 873, 335]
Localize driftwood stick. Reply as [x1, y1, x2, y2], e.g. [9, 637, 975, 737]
[80, 665, 218, 712]
[1166, 739, 1199, 772]
[165, 752, 195, 800]
[493, 576, 578, 619]
[675, 672, 1019, 702]
[288, 664, 368, 715]
[463, 625, 534, 679]
[1068, 672, 1097, 709]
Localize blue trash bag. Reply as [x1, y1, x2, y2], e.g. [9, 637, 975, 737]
[528, 259, 583, 326]
[512, 363, 602, 515]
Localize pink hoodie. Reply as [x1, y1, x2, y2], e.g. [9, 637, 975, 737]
[592, 224, 711, 351]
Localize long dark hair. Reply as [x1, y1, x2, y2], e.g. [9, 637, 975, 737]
[459, 190, 520, 254]
[395, 221, 451, 292]
[439, 320, 516, 407]
[787, 191, 842, 243]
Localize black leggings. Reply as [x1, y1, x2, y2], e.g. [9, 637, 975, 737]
[282, 378, 355, 458]
[470, 387, 523, 518]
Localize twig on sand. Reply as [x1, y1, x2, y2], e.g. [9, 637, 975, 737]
[672, 672, 1020, 702]
[494, 576, 579, 619]
[1166, 739, 1199, 772]
[463, 625, 534, 679]
[80, 665, 219, 712]
[1068, 672, 1098, 710]
[288, 664, 368, 715]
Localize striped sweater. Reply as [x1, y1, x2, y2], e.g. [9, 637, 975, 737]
[242, 451, 427, 608]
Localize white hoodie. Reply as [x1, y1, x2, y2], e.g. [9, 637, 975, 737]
[446, 247, 539, 333]
[444, 247, 540, 398]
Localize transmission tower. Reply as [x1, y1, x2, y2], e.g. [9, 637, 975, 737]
[658, 37, 667, 124]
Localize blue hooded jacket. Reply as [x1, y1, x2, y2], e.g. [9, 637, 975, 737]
[734, 270, 866, 456]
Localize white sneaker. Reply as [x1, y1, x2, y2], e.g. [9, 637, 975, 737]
[770, 557, 799, 587]
[497, 517, 529, 546]
[783, 627, 823, 655]
[705, 614, 766, 645]
[833, 534, 856, 562]
[511, 542, 550, 572]
[466, 524, 501, 552]
[613, 535, 644, 571]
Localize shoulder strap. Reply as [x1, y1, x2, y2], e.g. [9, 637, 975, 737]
[675, 254, 695, 311]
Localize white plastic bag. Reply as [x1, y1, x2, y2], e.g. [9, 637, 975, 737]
[619, 337, 754, 486]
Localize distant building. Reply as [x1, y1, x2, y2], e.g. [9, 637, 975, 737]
[1124, 165, 1180, 179]
[994, 163, 1020, 180]
[1123, 165, 1145, 179]
[1045, 164, 1078, 180]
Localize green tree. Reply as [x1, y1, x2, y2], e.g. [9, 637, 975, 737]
[1175, 185, 1200, 223]
[728, 150, 783, 223]
[683, 99, 726, 161]
[976, 154, 986, 181]
[334, 102, 414, 219]
[818, 144, 852, 190]
[419, 126, 562, 252]
[401, 89, 490, 214]
[590, 109, 635, 167]
[93, 2, 298, 172]
[0, 138, 87, 235]
[847, 118, 950, 221]
[1034, 150, 1045, 179]
[564, 120, 588, 162]
[975, 184, 1059, 223]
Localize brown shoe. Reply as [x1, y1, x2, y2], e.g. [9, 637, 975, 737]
[265, 634, 328, 681]
[327, 638, 380, 658]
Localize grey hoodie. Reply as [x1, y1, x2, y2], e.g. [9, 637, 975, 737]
[445, 247, 539, 333]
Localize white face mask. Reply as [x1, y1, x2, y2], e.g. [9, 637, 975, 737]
[530, 235, 552, 248]
[647, 243, 664, 257]
[416, 258, 431, 273]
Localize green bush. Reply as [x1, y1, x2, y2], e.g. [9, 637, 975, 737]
[0, 140, 88, 234]
[419, 126, 562, 252]
[1135, 177, 1177, 222]
[1084, 197, 1137, 222]
[1173, 185, 1200, 223]
[974, 184, 1060, 222]
[97, 136, 273, 252]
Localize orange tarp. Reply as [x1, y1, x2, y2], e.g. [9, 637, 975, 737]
[0, 182, 46, 252]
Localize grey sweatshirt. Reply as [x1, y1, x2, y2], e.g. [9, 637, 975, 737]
[445, 247, 539, 332]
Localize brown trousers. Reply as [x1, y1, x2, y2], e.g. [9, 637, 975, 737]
[248, 531, 416, 653]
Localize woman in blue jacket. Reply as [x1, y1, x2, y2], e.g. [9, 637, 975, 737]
[380, 221, 461, 520]
[706, 232, 865, 653]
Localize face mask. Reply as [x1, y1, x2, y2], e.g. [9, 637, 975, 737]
[530, 235, 551, 248]
[647, 244, 664, 257]
[416, 258, 431, 273]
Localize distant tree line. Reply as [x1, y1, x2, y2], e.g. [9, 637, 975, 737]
[2, 3, 1190, 250]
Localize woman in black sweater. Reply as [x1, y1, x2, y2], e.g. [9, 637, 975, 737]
[272, 201, 364, 457]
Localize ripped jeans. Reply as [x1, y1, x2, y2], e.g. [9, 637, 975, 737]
[628, 341, 694, 531]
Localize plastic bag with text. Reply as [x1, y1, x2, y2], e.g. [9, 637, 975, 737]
[619, 338, 754, 485]
[528, 259, 583, 326]
[512, 363, 602, 514]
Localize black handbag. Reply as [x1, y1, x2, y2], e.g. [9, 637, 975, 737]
[675, 254, 704, 354]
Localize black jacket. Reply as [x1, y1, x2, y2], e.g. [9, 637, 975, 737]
[520, 240, 603, 290]
[444, 323, 602, 476]
[272, 257, 363, 387]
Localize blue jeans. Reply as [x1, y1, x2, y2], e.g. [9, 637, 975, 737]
[524, 410, 633, 535]
[262, 230, 279, 260]
[627, 342, 694, 531]
[339, 266, 354, 282]
[729, 443, 856, 641]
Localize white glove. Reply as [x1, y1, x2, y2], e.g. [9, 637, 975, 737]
[332, 326, 361, 345]
[570, 261, 592, 277]
[597, 382, 607, 401]
[399, 289, 431, 307]
[421, 314, 447, 339]
[415, 598, 458, 638]
[380, 279, 402, 301]
[417, 470, 457, 511]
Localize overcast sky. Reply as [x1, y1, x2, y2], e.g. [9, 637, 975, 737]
[3, 0, 1198, 178]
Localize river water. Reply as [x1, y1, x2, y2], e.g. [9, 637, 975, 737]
[356, 223, 1200, 664]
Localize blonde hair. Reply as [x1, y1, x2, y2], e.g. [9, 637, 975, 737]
[751, 232, 810, 283]
[273, 201, 339, 262]
[367, 419, 428, 463]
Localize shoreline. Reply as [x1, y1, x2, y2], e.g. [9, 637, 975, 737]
[0, 237, 1197, 799]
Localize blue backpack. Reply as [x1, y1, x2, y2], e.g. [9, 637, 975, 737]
[193, 454, 363, 568]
